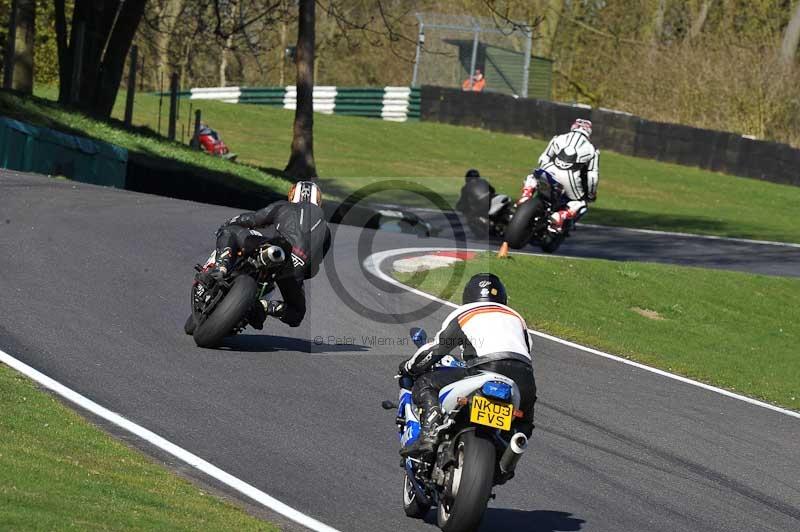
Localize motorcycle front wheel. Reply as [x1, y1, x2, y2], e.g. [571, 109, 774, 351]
[437, 431, 495, 532]
[504, 198, 543, 249]
[403, 472, 431, 518]
[192, 275, 257, 348]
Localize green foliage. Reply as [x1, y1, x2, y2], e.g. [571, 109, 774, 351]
[0, 0, 62, 84]
[395, 253, 800, 410]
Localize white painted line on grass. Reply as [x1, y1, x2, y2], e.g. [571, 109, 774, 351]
[364, 247, 800, 420]
[0, 348, 341, 532]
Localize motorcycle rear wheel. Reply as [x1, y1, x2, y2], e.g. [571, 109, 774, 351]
[193, 275, 257, 348]
[437, 432, 495, 532]
[403, 472, 431, 518]
[184, 314, 197, 335]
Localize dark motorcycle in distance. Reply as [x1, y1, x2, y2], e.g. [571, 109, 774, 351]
[504, 168, 575, 253]
[383, 328, 530, 532]
[456, 177, 514, 239]
[184, 233, 288, 348]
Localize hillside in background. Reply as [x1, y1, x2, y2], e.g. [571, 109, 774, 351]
[2, 1, 799, 146]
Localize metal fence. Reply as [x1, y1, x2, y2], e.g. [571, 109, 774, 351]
[411, 13, 534, 98]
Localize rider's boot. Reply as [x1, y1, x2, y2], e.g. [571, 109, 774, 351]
[199, 248, 232, 284]
[400, 405, 442, 458]
[548, 209, 573, 234]
[261, 300, 285, 319]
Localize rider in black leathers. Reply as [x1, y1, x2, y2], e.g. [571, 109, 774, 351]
[203, 181, 331, 328]
[455, 168, 495, 220]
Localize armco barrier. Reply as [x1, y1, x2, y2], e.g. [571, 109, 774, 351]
[175, 86, 421, 122]
[420, 86, 800, 186]
[0, 117, 127, 187]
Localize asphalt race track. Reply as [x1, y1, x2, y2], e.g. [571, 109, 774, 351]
[402, 208, 800, 278]
[1, 170, 799, 532]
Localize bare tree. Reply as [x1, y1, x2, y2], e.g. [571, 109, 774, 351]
[688, 0, 714, 41]
[781, 1, 800, 64]
[284, 0, 317, 179]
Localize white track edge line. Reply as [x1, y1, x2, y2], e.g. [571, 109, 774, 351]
[580, 223, 800, 249]
[364, 247, 800, 420]
[366, 201, 800, 248]
[0, 349, 341, 532]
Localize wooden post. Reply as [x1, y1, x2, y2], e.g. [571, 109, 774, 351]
[69, 22, 85, 105]
[157, 70, 163, 136]
[168, 72, 178, 141]
[190, 109, 201, 149]
[124, 45, 138, 128]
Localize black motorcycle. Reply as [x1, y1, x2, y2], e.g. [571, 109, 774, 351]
[184, 234, 288, 348]
[504, 168, 575, 253]
[460, 194, 515, 239]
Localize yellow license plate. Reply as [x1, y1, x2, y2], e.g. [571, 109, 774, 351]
[469, 395, 513, 431]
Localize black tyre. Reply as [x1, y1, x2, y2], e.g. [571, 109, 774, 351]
[504, 199, 542, 249]
[184, 314, 197, 335]
[403, 472, 431, 518]
[193, 275, 257, 348]
[541, 233, 566, 253]
[437, 432, 496, 532]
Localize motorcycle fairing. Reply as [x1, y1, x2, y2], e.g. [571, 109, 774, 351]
[438, 371, 520, 412]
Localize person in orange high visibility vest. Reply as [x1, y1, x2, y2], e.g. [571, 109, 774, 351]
[461, 69, 486, 92]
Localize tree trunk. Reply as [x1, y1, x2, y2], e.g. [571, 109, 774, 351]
[11, 0, 35, 94]
[91, 0, 148, 118]
[279, 19, 287, 86]
[54, 0, 70, 102]
[219, 33, 233, 87]
[688, 0, 713, 41]
[651, 0, 666, 43]
[284, 0, 317, 179]
[533, 0, 564, 58]
[153, 0, 185, 93]
[781, 1, 800, 64]
[3, 0, 18, 89]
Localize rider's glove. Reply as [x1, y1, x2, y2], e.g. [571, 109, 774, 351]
[398, 360, 412, 378]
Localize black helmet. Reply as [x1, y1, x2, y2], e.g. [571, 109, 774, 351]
[462, 273, 507, 305]
[465, 168, 481, 182]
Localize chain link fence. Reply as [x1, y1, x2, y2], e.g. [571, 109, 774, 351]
[411, 13, 533, 98]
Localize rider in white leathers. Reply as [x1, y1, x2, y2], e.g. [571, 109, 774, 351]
[520, 118, 599, 232]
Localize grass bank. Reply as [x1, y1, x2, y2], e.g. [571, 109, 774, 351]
[109, 91, 800, 243]
[394, 253, 800, 410]
[0, 363, 277, 530]
[0, 89, 287, 197]
[3, 87, 797, 241]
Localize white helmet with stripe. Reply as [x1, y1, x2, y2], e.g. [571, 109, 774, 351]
[288, 181, 322, 206]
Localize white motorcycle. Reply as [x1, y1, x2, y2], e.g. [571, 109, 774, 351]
[383, 328, 530, 532]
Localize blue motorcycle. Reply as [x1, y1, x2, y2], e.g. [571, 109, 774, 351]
[384, 328, 530, 531]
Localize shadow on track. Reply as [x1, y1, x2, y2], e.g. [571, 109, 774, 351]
[418, 508, 585, 532]
[479, 509, 586, 531]
[218, 334, 371, 354]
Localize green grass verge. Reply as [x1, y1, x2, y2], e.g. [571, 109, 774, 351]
[0, 363, 277, 530]
[107, 91, 799, 243]
[0, 88, 287, 197]
[394, 253, 800, 410]
[4, 87, 798, 242]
